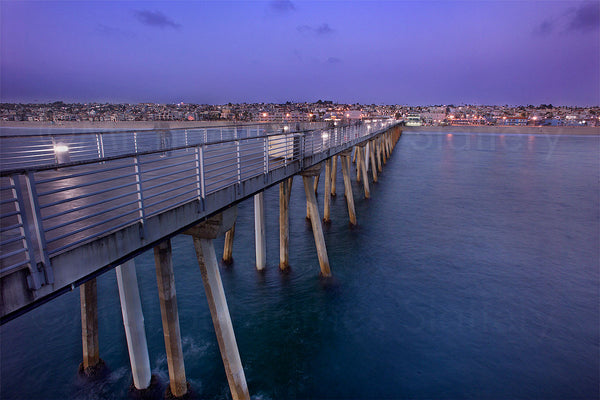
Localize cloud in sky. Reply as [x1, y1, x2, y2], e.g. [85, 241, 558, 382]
[268, 0, 295, 14]
[133, 10, 181, 29]
[534, 1, 599, 35]
[327, 57, 342, 64]
[533, 18, 554, 36]
[297, 23, 335, 36]
[567, 1, 600, 32]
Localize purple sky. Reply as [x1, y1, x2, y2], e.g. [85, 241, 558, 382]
[1, 1, 598, 105]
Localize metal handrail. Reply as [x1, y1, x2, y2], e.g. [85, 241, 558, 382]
[0, 120, 397, 290]
[0, 123, 331, 173]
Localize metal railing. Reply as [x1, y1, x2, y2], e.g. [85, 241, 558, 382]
[0, 120, 396, 289]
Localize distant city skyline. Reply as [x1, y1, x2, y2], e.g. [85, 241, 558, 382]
[1, 1, 599, 106]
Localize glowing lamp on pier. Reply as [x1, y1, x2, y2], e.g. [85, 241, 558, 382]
[54, 144, 71, 163]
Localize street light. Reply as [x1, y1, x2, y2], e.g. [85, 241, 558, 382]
[54, 144, 70, 163]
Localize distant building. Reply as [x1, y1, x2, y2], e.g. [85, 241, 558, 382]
[501, 117, 527, 126]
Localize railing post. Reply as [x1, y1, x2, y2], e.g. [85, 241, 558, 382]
[23, 172, 53, 285]
[133, 131, 138, 153]
[200, 145, 206, 201]
[264, 136, 269, 175]
[11, 175, 41, 289]
[133, 156, 146, 238]
[235, 128, 241, 184]
[300, 134, 305, 169]
[95, 133, 102, 159]
[98, 133, 105, 159]
[194, 146, 202, 201]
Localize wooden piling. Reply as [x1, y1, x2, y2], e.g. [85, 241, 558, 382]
[340, 152, 357, 225]
[302, 167, 331, 277]
[222, 223, 235, 265]
[154, 240, 188, 398]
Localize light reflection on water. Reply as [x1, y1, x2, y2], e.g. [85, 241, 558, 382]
[1, 132, 598, 400]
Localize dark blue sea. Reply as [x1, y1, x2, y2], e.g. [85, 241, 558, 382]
[1, 132, 598, 399]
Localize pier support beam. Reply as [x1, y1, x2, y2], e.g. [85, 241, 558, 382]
[185, 209, 250, 400]
[279, 178, 292, 271]
[222, 223, 235, 265]
[80, 278, 104, 376]
[331, 156, 337, 196]
[369, 141, 378, 183]
[116, 260, 152, 390]
[376, 138, 383, 172]
[254, 192, 266, 271]
[365, 142, 370, 172]
[386, 133, 391, 157]
[313, 173, 320, 194]
[383, 135, 389, 164]
[302, 165, 331, 277]
[154, 240, 188, 398]
[340, 151, 357, 226]
[357, 146, 370, 199]
[355, 146, 361, 182]
[323, 158, 332, 223]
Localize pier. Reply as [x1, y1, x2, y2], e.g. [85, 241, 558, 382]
[0, 121, 401, 398]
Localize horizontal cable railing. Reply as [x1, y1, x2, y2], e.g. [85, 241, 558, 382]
[0, 123, 327, 171]
[0, 120, 396, 289]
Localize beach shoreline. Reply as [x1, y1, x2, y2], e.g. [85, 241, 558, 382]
[402, 125, 599, 135]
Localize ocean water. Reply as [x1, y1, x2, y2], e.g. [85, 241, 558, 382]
[1, 132, 598, 399]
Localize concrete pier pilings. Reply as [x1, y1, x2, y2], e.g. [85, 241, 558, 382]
[254, 192, 266, 271]
[301, 165, 331, 277]
[185, 209, 250, 400]
[79, 278, 105, 376]
[154, 240, 188, 398]
[340, 150, 357, 226]
[356, 145, 371, 199]
[369, 140, 378, 183]
[222, 223, 235, 265]
[330, 156, 338, 197]
[115, 259, 152, 391]
[279, 178, 292, 271]
[323, 158, 332, 223]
